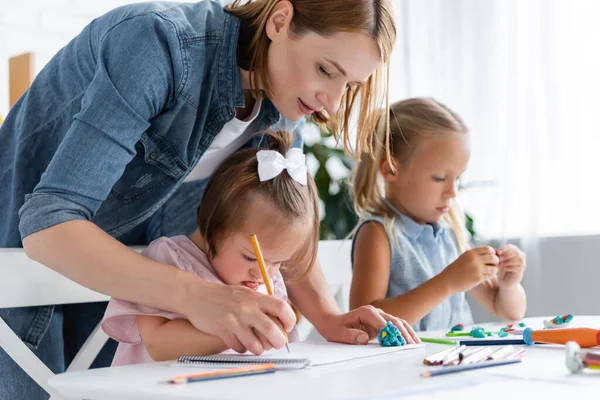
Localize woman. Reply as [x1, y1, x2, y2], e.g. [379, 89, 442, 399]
[0, 1, 401, 399]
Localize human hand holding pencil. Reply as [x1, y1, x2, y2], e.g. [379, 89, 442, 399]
[250, 234, 291, 353]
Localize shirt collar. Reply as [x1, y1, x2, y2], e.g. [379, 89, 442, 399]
[383, 199, 445, 240]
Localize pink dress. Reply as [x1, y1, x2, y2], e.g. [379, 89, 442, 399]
[101, 235, 294, 366]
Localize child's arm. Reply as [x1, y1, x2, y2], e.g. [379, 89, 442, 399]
[350, 222, 454, 325]
[350, 222, 498, 325]
[468, 245, 527, 320]
[137, 315, 229, 362]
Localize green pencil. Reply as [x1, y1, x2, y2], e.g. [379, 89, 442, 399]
[445, 332, 491, 337]
[419, 337, 458, 345]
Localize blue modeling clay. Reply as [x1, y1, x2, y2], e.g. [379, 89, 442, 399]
[563, 314, 574, 323]
[377, 321, 406, 347]
[450, 324, 464, 332]
[497, 330, 508, 337]
[470, 327, 487, 338]
[518, 322, 526, 327]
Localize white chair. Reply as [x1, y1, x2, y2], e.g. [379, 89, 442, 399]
[0, 240, 354, 396]
[297, 240, 353, 340]
[0, 249, 111, 400]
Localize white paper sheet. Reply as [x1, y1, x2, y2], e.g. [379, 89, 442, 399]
[202, 340, 425, 367]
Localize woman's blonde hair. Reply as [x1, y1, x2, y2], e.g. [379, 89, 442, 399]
[352, 98, 470, 252]
[197, 131, 320, 282]
[226, 0, 396, 157]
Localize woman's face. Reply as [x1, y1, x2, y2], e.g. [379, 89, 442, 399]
[264, 2, 382, 121]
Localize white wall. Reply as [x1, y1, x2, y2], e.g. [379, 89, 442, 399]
[2, 0, 597, 323]
[469, 234, 600, 323]
[0, 0, 217, 117]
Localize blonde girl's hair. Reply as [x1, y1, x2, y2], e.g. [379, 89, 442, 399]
[197, 130, 320, 282]
[226, 0, 396, 158]
[352, 98, 470, 252]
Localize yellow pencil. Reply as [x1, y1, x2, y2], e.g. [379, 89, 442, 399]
[250, 234, 291, 353]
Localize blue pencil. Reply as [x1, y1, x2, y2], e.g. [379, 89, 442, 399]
[459, 338, 526, 346]
[421, 358, 522, 377]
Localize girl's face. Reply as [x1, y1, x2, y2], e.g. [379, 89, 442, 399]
[264, 2, 381, 121]
[383, 135, 470, 225]
[209, 200, 309, 290]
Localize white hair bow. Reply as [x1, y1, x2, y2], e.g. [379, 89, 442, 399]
[257, 148, 308, 186]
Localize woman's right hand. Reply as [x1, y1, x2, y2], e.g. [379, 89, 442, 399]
[182, 279, 296, 355]
[441, 246, 499, 294]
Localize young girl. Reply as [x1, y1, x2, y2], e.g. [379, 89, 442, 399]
[350, 98, 527, 331]
[102, 130, 418, 365]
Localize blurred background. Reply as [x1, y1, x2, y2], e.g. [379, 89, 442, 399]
[1, 0, 599, 321]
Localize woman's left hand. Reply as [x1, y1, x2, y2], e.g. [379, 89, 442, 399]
[316, 305, 420, 345]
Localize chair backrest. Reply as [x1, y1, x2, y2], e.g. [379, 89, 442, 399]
[0, 248, 121, 399]
[295, 240, 353, 340]
[0, 249, 109, 308]
[316, 240, 353, 313]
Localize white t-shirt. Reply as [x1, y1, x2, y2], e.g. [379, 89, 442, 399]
[183, 98, 262, 182]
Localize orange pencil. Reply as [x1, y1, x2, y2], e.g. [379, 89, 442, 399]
[250, 234, 291, 353]
[168, 363, 275, 384]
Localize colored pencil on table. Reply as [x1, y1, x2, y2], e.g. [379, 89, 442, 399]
[446, 332, 491, 337]
[442, 345, 469, 366]
[461, 347, 493, 365]
[487, 345, 516, 361]
[421, 358, 522, 378]
[168, 364, 276, 384]
[505, 348, 526, 360]
[424, 346, 461, 365]
[250, 234, 290, 353]
[420, 337, 458, 345]
[460, 338, 526, 346]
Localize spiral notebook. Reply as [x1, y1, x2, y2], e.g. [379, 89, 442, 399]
[177, 354, 310, 370]
[176, 340, 424, 370]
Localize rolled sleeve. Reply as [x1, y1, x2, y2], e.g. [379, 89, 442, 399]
[18, 14, 178, 239]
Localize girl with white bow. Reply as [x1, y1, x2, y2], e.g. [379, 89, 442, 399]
[101, 130, 419, 365]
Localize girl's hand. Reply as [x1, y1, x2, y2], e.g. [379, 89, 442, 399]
[496, 244, 526, 288]
[442, 246, 499, 293]
[316, 305, 420, 345]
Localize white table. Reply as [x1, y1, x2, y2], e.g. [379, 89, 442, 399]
[49, 316, 600, 400]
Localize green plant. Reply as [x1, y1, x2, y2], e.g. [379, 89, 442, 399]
[303, 124, 358, 240]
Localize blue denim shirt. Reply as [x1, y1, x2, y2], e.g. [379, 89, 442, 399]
[351, 204, 474, 332]
[0, 0, 303, 248]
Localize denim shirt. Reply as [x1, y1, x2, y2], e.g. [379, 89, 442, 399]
[351, 205, 474, 332]
[0, 0, 304, 248]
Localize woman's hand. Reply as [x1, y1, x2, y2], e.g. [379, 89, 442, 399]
[315, 305, 420, 345]
[183, 280, 296, 355]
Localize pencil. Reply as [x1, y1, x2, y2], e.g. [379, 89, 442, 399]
[250, 234, 291, 353]
[420, 337, 458, 345]
[168, 363, 276, 384]
[459, 338, 526, 346]
[445, 332, 491, 337]
[421, 358, 521, 378]
[423, 346, 461, 365]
